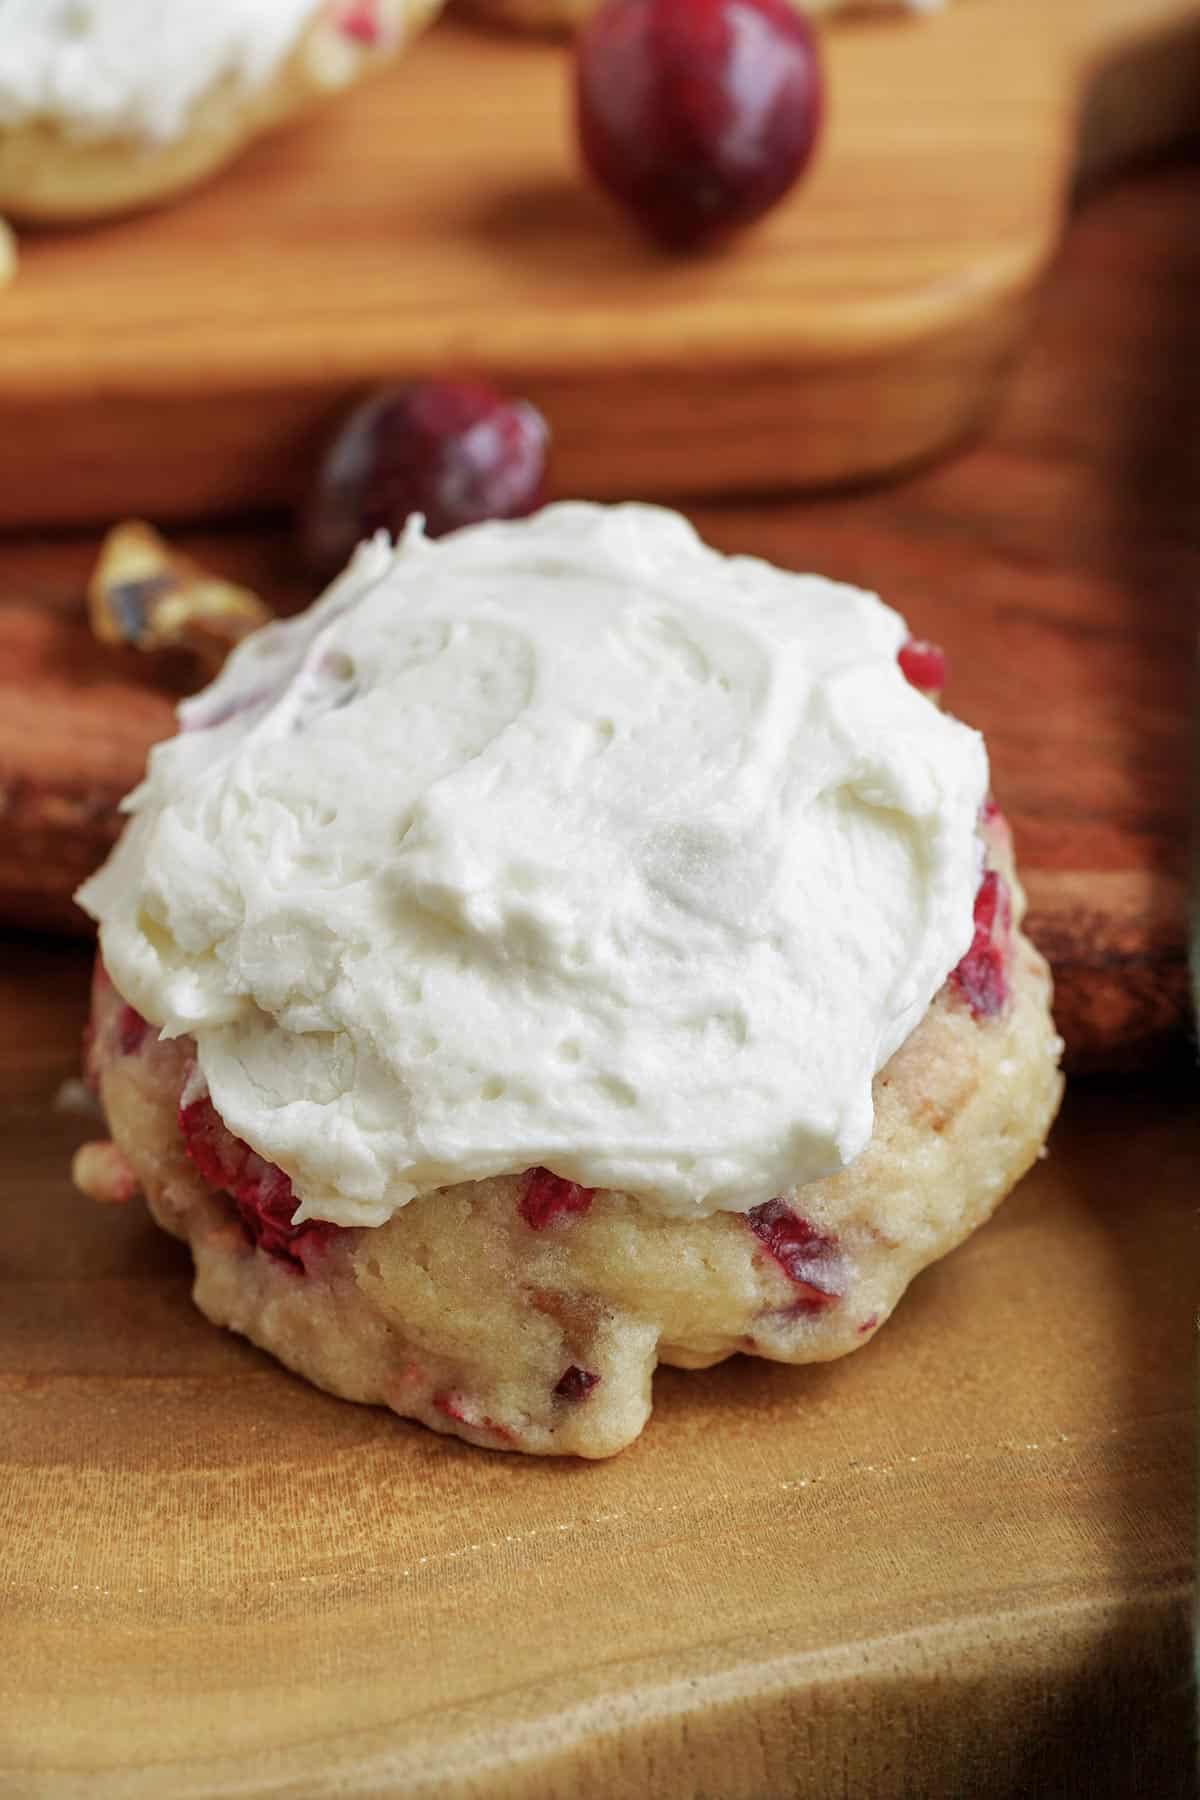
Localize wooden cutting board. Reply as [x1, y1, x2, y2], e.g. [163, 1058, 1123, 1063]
[3, 159, 1194, 1071]
[1, 0, 1198, 528]
[0, 942, 1195, 1798]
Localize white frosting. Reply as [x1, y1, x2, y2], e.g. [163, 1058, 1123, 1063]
[0, 0, 324, 143]
[79, 503, 989, 1226]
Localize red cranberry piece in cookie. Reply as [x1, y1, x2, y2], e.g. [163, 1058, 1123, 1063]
[117, 1004, 149, 1057]
[432, 1392, 515, 1443]
[304, 380, 549, 577]
[519, 1167, 595, 1230]
[576, 0, 823, 249]
[85, 962, 148, 1084]
[179, 1092, 338, 1270]
[950, 869, 1012, 1020]
[979, 793, 1013, 854]
[334, 1, 382, 44]
[745, 1199, 847, 1312]
[555, 1365, 601, 1402]
[432, 1390, 472, 1426]
[898, 637, 948, 695]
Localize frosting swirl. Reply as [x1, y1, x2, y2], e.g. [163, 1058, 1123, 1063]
[79, 503, 989, 1224]
[0, 0, 329, 144]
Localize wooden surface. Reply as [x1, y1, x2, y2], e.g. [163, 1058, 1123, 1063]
[1, 0, 1199, 527]
[0, 941, 1195, 1798]
[4, 160, 1195, 1070]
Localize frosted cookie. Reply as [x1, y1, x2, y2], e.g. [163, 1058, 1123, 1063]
[75, 503, 1062, 1458]
[0, 1, 444, 223]
[464, 0, 943, 34]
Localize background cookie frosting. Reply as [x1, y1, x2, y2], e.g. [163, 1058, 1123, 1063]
[78, 503, 989, 1226]
[0, 0, 322, 143]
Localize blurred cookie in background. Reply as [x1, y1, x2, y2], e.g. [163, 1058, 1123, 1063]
[461, 0, 943, 35]
[0, 0, 445, 223]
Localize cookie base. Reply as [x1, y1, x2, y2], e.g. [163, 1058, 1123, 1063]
[80, 837, 1062, 1458]
[0, 0, 444, 224]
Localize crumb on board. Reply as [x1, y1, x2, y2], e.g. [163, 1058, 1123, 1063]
[72, 1140, 139, 1206]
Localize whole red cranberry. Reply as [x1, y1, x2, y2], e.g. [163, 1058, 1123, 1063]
[303, 380, 550, 577]
[576, 0, 824, 249]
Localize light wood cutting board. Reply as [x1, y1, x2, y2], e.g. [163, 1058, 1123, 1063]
[3, 157, 1195, 1071]
[0, 946, 1195, 1797]
[1, 0, 1198, 529]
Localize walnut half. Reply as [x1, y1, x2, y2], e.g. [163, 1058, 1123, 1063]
[88, 521, 271, 678]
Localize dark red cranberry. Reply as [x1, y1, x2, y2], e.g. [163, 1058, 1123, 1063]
[519, 1167, 595, 1230]
[898, 637, 948, 694]
[117, 1004, 148, 1057]
[555, 1365, 601, 1402]
[744, 1199, 847, 1311]
[950, 869, 1012, 1020]
[576, 0, 823, 249]
[179, 1092, 338, 1270]
[303, 380, 549, 577]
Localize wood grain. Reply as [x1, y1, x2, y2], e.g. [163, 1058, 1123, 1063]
[1, 0, 1199, 528]
[4, 163, 1195, 1069]
[0, 944, 1194, 1797]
